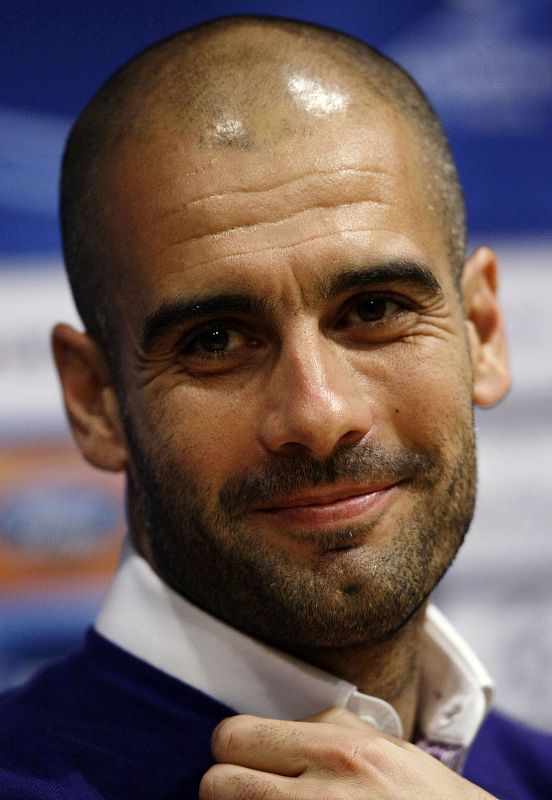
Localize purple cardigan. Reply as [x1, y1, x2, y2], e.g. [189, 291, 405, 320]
[0, 629, 550, 799]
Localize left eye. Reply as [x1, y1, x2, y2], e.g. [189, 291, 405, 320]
[343, 296, 405, 325]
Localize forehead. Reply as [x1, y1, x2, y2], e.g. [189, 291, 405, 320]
[99, 106, 451, 322]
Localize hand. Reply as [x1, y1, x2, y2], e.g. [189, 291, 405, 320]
[199, 707, 498, 799]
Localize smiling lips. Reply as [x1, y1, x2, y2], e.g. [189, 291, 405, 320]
[254, 481, 401, 526]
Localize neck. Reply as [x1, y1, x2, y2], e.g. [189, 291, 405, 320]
[288, 604, 427, 741]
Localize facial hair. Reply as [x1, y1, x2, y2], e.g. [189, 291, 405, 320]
[124, 412, 477, 652]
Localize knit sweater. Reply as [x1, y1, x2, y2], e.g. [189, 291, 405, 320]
[0, 630, 550, 800]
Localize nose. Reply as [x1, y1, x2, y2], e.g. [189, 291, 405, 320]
[257, 332, 373, 460]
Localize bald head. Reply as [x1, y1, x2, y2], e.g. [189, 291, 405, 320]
[60, 16, 466, 363]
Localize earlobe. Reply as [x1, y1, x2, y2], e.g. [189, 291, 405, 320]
[461, 247, 511, 407]
[52, 323, 128, 471]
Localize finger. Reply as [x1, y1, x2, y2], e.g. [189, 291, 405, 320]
[300, 706, 374, 731]
[300, 706, 405, 746]
[211, 715, 308, 775]
[211, 712, 391, 777]
[200, 762, 297, 800]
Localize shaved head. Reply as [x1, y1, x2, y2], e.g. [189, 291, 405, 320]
[60, 16, 466, 365]
[54, 16, 512, 685]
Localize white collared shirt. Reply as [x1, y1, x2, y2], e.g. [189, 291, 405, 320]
[95, 539, 493, 752]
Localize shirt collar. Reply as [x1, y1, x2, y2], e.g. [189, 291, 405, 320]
[95, 539, 493, 747]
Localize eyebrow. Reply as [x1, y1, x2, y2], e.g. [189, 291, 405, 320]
[140, 293, 269, 351]
[321, 259, 442, 301]
[140, 259, 442, 351]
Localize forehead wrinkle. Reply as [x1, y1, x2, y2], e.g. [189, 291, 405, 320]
[108, 130, 396, 211]
[166, 165, 393, 210]
[156, 199, 392, 250]
[127, 163, 395, 233]
[108, 147, 399, 256]
[152, 222, 421, 272]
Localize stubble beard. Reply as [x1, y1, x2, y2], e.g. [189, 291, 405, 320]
[124, 418, 476, 652]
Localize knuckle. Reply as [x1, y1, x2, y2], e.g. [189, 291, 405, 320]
[212, 714, 271, 763]
[325, 738, 372, 776]
[211, 715, 244, 761]
[198, 764, 225, 800]
[201, 764, 273, 800]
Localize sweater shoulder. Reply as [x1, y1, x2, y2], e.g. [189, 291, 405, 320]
[0, 629, 232, 799]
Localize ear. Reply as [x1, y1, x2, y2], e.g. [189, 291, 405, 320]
[52, 323, 128, 471]
[461, 246, 511, 407]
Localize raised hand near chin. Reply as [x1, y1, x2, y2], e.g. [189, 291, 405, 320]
[200, 707, 498, 800]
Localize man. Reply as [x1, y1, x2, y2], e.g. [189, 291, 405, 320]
[1, 15, 549, 800]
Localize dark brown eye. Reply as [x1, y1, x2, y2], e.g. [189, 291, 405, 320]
[179, 322, 257, 362]
[354, 297, 389, 321]
[197, 325, 230, 353]
[337, 294, 412, 332]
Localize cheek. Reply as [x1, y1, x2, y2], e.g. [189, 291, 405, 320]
[143, 382, 262, 487]
[133, 336, 473, 484]
[370, 342, 473, 444]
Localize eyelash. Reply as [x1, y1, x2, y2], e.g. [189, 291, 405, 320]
[177, 292, 416, 361]
[337, 292, 415, 327]
[178, 320, 257, 360]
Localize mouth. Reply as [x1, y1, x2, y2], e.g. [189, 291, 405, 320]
[252, 481, 403, 527]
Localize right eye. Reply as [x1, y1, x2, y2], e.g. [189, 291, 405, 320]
[181, 323, 242, 355]
[177, 320, 262, 373]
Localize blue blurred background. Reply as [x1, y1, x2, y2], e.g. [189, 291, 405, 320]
[1, 0, 551, 728]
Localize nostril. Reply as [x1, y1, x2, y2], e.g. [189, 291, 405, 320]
[272, 440, 311, 458]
